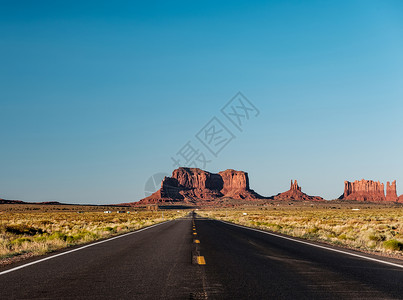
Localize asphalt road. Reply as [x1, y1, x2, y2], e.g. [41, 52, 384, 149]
[1, 213, 403, 299]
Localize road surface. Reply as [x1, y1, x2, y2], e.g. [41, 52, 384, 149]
[1, 213, 403, 299]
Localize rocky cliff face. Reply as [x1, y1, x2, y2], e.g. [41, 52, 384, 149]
[137, 167, 262, 204]
[340, 179, 400, 202]
[290, 180, 301, 192]
[272, 180, 324, 201]
[218, 169, 253, 199]
[386, 180, 398, 202]
[136, 171, 403, 205]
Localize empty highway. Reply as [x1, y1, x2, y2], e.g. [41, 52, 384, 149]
[1, 213, 403, 299]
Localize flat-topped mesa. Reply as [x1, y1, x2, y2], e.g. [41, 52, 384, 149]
[340, 179, 400, 202]
[219, 169, 249, 194]
[137, 167, 262, 205]
[272, 179, 324, 201]
[171, 168, 223, 191]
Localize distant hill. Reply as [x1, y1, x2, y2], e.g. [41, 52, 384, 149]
[0, 198, 63, 205]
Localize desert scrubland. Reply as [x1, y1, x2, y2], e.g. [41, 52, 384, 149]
[201, 205, 403, 257]
[0, 205, 185, 264]
[2, 202, 403, 267]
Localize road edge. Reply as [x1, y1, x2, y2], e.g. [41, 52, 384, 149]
[0, 219, 173, 276]
[219, 220, 403, 269]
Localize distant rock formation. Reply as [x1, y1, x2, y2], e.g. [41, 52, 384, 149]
[290, 179, 301, 192]
[137, 167, 263, 205]
[386, 180, 398, 202]
[272, 180, 324, 201]
[0, 199, 25, 204]
[340, 179, 401, 202]
[341, 179, 385, 202]
[0, 198, 62, 205]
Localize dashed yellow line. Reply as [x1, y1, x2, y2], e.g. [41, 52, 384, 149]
[194, 239, 200, 244]
[193, 232, 197, 235]
[197, 256, 206, 265]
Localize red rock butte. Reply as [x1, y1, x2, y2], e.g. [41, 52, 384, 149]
[137, 167, 263, 205]
[272, 180, 324, 202]
[339, 179, 402, 202]
[131, 170, 403, 206]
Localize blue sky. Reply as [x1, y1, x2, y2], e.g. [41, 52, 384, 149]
[1, 1, 403, 204]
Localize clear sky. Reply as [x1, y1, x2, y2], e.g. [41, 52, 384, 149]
[1, 1, 403, 204]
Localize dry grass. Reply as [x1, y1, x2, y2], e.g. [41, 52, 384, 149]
[0, 207, 185, 261]
[200, 207, 403, 256]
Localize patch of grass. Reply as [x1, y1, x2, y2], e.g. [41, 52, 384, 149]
[10, 238, 32, 245]
[383, 240, 403, 251]
[49, 231, 67, 241]
[368, 234, 385, 242]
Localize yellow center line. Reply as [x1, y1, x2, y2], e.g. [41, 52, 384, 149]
[197, 256, 206, 265]
[193, 232, 197, 235]
[194, 239, 200, 244]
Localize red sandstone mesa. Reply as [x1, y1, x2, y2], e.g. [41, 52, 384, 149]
[134, 171, 403, 205]
[339, 179, 401, 202]
[137, 167, 263, 204]
[272, 180, 324, 201]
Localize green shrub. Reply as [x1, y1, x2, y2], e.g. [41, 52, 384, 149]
[369, 234, 386, 242]
[49, 232, 67, 241]
[11, 238, 32, 245]
[33, 236, 47, 242]
[66, 235, 79, 243]
[383, 239, 403, 251]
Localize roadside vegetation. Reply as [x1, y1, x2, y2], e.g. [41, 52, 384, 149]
[0, 206, 185, 263]
[201, 206, 403, 256]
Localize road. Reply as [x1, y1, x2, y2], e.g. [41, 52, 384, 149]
[1, 213, 403, 299]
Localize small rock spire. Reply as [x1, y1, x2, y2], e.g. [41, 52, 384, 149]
[290, 180, 301, 191]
